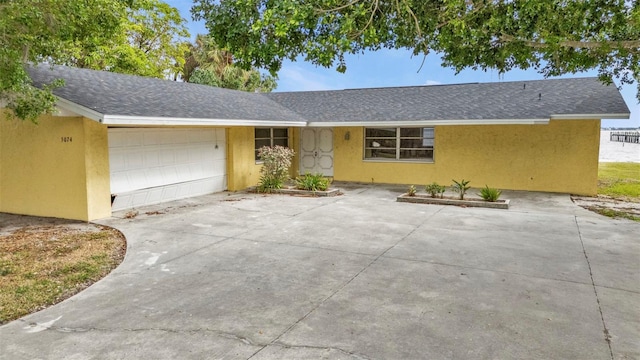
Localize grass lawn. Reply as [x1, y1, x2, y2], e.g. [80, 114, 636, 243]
[598, 162, 640, 200]
[582, 162, 640, 221]
[0, 225, 125, 325]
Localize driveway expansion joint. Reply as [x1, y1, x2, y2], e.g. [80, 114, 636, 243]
[574, 215, 614, 360]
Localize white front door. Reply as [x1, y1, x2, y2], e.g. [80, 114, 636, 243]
[300, 128, 334, 176]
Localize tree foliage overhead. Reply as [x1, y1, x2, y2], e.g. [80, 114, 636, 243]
[1, 0, 190, 122]
[65, 0, 190, 79]
[192, 0, 640, 99]
[0, 0, 128, 121]
[184, 34, 277, 92]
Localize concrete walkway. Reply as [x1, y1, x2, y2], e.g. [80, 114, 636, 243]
[1, 184, 638, 359]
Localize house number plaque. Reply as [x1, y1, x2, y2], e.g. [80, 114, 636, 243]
[61, 137, 72, 143]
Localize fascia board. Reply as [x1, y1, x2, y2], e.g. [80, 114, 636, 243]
[307, 119, 550, 127]
[102, 115, 307, 127]
[55, 97, 104, 121]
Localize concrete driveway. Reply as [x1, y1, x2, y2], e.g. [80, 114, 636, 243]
[1, 184, 638, 359]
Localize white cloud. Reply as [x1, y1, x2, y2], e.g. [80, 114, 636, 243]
[425, 80, 442, 86]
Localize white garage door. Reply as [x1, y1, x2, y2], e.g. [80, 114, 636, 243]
[108, 128, 226, 211]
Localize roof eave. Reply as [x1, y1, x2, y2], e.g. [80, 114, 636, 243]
[102, 115, 307, 127]
[55, 97, 104, 122]
[307, 119, 551, 127]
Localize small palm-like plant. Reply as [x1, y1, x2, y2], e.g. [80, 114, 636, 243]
[407, 185, 417, 196]
[478, 186, 502, 202]
[451, 179, 471, 200]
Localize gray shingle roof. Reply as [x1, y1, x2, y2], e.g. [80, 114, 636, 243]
[265, 78, 630, 122]
[27, 64, 304, 122]
[28, 64, 629, 125]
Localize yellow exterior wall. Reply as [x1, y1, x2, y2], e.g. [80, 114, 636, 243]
[0, 114, 111, 221]
[226, 126, 299, 191]
[333, 120, 601, 195]
[289, 127, 301, 178]
[227, 127, 262, 191]
[83, 119, 112, 220]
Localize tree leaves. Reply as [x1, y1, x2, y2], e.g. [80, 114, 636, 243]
[193, 0, 640, 100]
[0, 0, 128, 122]
[184, 34, 277, 92]
[1, 0, 190, 121]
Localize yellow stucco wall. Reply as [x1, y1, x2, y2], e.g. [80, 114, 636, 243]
[226, 126, 299, 191]
[227, 127, 262, 191]
[333, 120, 601, 195]
[0, 114, 111, 221]
[288, 128, 300, 178]
[83, 119, 112, 220]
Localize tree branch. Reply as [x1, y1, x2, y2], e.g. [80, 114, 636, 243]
[500, 35, 640, 51]
[315, 0, 365, 13]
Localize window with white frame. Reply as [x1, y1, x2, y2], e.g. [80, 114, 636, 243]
[255, 128, 289, 160]
[364, 127, 434, 161]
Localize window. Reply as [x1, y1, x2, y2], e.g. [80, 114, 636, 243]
[255, 128, 289, 160]
[364, 127, 434, 161]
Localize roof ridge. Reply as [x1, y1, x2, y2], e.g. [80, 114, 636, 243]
[269, 76, 601, 95]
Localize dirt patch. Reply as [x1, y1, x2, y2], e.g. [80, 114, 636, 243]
[571, 195, 640, 221]
[0, 215, 126, 324]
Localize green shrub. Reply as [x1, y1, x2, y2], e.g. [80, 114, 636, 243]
[407, 185, 417, 196]
[295, 172, 330, 191]
[425, 182, 445, 198]
[478, 186, 502, 202]
[451, 179, 471, 200]
[257, 145, 295, 193]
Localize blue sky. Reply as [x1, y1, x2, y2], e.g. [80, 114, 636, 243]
[167, 0, 639, 128]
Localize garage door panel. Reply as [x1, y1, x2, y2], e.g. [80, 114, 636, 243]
[188, 163, 204, 179]
[161, 184, 178, 200]
[146, 188, 164, 204]
[110, 173, 129, 193]
[158, 148, 175, 165]
[128, 153, 144, 169]
[109, 128, 226, 211]
[175, 148, 190, 163]
[174, 164, 192, 181]
[143, 150, 160, 167]
[109, 153, 127, 172]
[110, 131, 142, 148]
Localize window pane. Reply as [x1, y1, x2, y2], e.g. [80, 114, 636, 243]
[400, 128, 422, 137]
[365, 139, 396, 148]
[400, 138, 430, 148]
[255, 128, 270, 138]
[272, 128, 288, 138]
[255, 139, 270, 149]
[399, 149, 433, 160]
[365, 148, 397, 159]
[366, 128, 396, 137]
[273, 138, 288, 147]
[423, 128, 434, 138]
